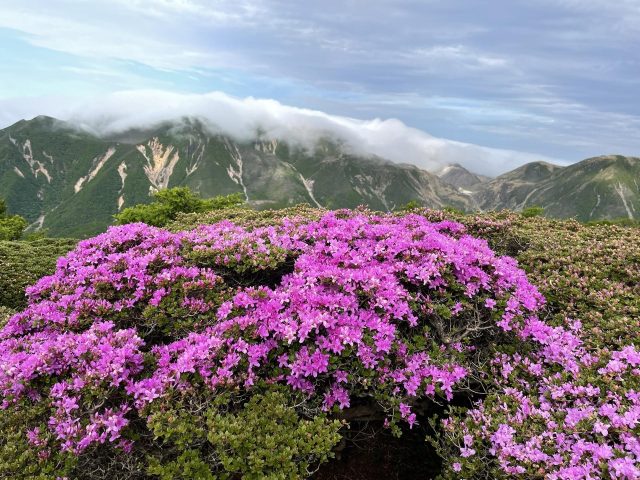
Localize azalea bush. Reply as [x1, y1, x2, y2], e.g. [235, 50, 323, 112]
[1, 207, 639, 478]
[419, 211, 640, 479]
[0, 209, 548, 478]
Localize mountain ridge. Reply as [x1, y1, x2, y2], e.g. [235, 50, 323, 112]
[1, 116, 639, 237]
[0, 116, 472, 236]
[474, 155, 640, 220]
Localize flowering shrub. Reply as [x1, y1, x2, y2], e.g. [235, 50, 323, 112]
[439, 341, 640, 479]
[0, 209, 546, 478]
[2, 207, 638, 478]
[423, 211, 640, 479]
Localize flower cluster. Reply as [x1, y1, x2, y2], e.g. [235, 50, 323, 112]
[432, 212, 640, 479]
[0, 211, 543, 459]
[442, 337, 640, 479]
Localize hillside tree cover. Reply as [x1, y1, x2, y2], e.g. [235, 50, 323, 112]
[114, 187, 245, 227]
[0, 198, 27, 240]
[0, 206, 638, 478]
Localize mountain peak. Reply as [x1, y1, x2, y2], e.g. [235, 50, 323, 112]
[0, 117, 472, 237]
[437, 163, 489, 190]
[578, 154, 639, 168]
[6, 115, 79, 136]
[497, 160, 561, 182]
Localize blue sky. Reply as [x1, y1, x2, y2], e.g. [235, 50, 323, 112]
[0, 0, 639, 171]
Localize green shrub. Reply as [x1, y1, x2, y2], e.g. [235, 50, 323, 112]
[399, 200, 421, 211]
[0, 238, 77, 309]
[207, 391, 342, 479]
[0, 198, 28, 240]
[146, 390, 342, 479]
[115, 187, 244, 227]
[169, 203, 324, 231]
[520, 205, 544, 218]
[442, 205, 465, 215]
[0, 215, 27, 240]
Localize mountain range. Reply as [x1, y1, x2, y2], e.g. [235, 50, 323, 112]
[1, 116, 638, 237]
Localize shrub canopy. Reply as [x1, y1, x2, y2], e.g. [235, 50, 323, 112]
[1, 207, 639, 479]
[0, 197, 28, 240]
[420, 210, 640, 479]
[0, 238, 77, 310]
[114, 187, 244, 227]
[0, 209, 546, 478]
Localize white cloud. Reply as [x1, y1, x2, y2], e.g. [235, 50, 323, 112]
[402, 45, 509, 71]
[1, 1, 637, 163]
[0, 1, 245, 71]
[0, 90, 559, 176]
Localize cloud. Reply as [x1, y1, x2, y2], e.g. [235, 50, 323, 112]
[0, 0, 267, 71]
[0, 0, 638, 163]
[399, 45, 509, 71]
[0, 90, 558, 176]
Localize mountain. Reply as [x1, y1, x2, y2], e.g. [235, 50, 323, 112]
[474, 156, 640, 221]
[473, 161, 562, 211]
[2, 116, 638, 237]
[436, 163, 489, 192]
[0, 116, 471, 237]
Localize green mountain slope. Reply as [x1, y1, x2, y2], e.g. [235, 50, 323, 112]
[475, 156, 640, 221]
[0, 116, 471, 236]
[3, 116, 638, 235]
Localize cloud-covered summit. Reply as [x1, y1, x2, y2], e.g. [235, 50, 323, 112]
[3, 90, 559, 176]
[0, 0, 638, 167]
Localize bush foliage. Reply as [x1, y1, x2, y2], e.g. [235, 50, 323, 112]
[114, 187, 245, 227]
[0, 206, 639, 478]
[520, 205, 544, 218]
[417, 209, 640, 479]
[0, 198, 28, 240]
[0, 238, 77, 310]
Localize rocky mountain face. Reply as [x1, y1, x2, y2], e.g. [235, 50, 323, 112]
[434, 158, 640, 222]
[470, 161, 562, 211]
[0, 116, 471, 236]
[472, 156, 640, 221]
[2, 116, 638, 237]
[436, 163, 489, 192]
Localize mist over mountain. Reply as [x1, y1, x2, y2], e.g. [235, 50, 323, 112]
[0, 115, 474, 236]
[1, 113, 637, 237]
[0, 90, 560, 177]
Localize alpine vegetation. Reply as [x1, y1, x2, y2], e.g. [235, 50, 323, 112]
[1, 207, 637, 478]
[0, 209, 542, 478]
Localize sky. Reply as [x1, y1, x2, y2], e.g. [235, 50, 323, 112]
[0, 0, 639, 174]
